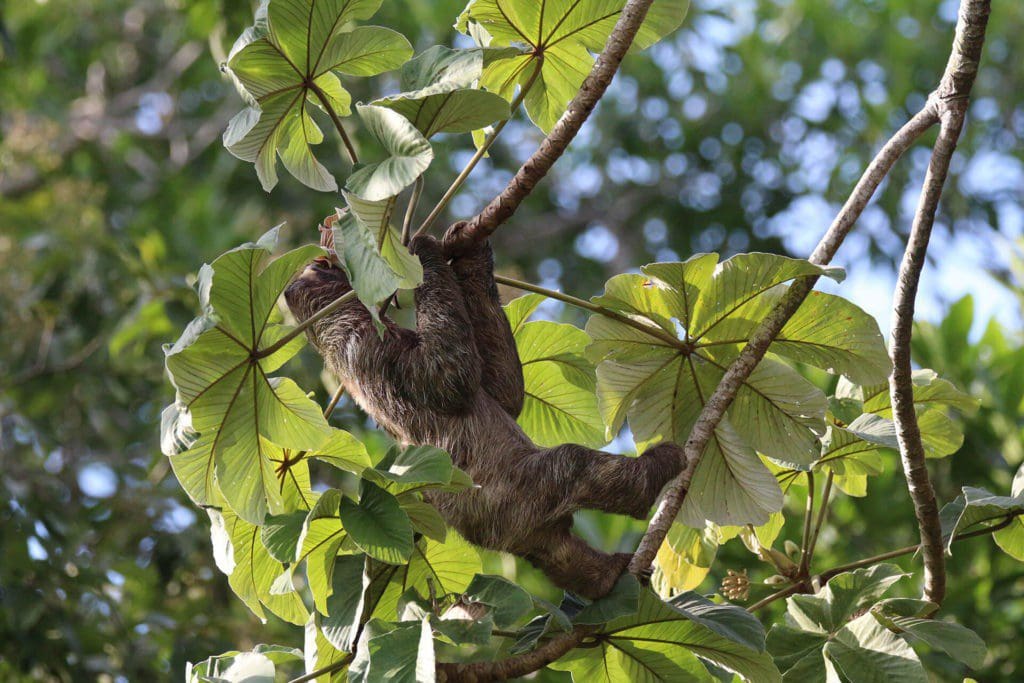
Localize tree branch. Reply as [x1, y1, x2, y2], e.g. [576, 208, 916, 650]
[622, 24, 991, 577]
[888, 0, 990, 606]
[437, 628, 590, 683]
[445, 0, 658, 255]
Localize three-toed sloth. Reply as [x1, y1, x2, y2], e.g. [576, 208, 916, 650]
[285, 223, 683, 599]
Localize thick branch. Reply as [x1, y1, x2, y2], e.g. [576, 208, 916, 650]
[446, 0, 657, 255]
[889, 0, 990, 606]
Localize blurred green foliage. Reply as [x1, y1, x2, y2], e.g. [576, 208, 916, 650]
[1, 0, 1022, 680]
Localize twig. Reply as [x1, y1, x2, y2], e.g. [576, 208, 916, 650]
[446, 0, 658, 254]
[799, 472, 815, 577]
[415, 59, 542, 238]
[437, 628, 591, 683]
[402, 176, 425, 245]
[288, 654, 353, 683]
[308, 81, 359, 165]
[888, 0, 990, 606]
[494, 274, 690, 351]
[256, 291, 356, 359]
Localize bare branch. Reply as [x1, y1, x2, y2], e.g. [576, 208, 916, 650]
[437, 629, 588, 683]
[889, 0, 990, 607]
[445, 0, 657, 256]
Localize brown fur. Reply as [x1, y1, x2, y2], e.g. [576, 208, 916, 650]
[284, 228, 683, 599]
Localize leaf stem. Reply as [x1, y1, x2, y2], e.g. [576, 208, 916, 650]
[805, 470, 833, 568]
[308, 80, 359, 165]
[256, 290, 357, 359]
[799, 471, 815, 576]
[415, 58, 543, 238]
[402, 176, 425, 245]
[288, 654, 354, 683]
[493, 274, 690, 351]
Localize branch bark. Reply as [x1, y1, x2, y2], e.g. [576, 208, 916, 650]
[444, 0, 657, 256]
[888, 0, 990, 606]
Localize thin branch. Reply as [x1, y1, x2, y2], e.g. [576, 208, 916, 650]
[256, 290, 356, 359]
[446, 0, 659, 254]
[888, 0, 990, 606]
[288, 654, 353, 683]
[494, 274, 690, 351]
[628, 107, 937, 575]
[748, 511, 1021, 613]
[415, 60, 543, 238]
[799, 471, 815, 577]
[402, 176, 425, 245]
[308, 81, 359, 165]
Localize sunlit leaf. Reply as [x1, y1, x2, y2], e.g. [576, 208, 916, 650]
[457, 0, 688, 132]
[224, 0, 412, 190]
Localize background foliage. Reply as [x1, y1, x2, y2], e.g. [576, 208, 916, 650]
[1, 0, 1023, 680]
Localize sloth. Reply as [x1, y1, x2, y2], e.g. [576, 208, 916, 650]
[284, 223, 684, 599]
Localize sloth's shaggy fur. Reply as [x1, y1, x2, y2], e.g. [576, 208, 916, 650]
[285, 230, 683, 598]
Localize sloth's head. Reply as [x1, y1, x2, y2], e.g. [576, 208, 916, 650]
[284, 255, 352, 324]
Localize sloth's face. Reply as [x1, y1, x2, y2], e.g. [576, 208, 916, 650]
[284, 255, 352, 323]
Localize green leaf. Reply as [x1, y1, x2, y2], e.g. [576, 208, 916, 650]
[457, 0, 688, 132]
[305, 613, 352, 681]
[678, 418, 784, 527]
[365, 445, 454, 489]
[668, 591, 767, 653]
[573, 575, 640, 625]
[362, 534, 481, 624]
[262, 511, 307, 563]
[349, 618, 434, 683]
[463, 574, 534, 628]
[165, 234, 330, 523]
[768, 565, 925, 682]
[399, 498, 448, 542]
[514, 320, 607, 448]
[504, 293, 546, 333]
[224, 1, 412, 190]
[321, 554, 368, 652]
[870, 598, 986, 668]
[824, 614, 927, 683]
[653, 522, 720, 595]
[338, 481, 414, 564]
[372, 46, 511, 137]
[551, 589, 781, 682]
[942, 486, 1024, 560]
[347, 104, 434, 201]
[296, 490, 352, 615]
[215, 508, 309, 625]
[307, 428, 373, 475]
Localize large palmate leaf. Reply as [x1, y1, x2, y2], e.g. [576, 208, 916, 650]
[550, 589, 779, 682]
[511, 318, 607, 448]
[457, 0, 687, 132]
[372, 46, 511, 137]
[165, 228, 331, 524]
[586, 253, 888, 526]
[224, 0, 412, 190]
[766, 564, 929, 682]
[210, 508, 309, 626]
